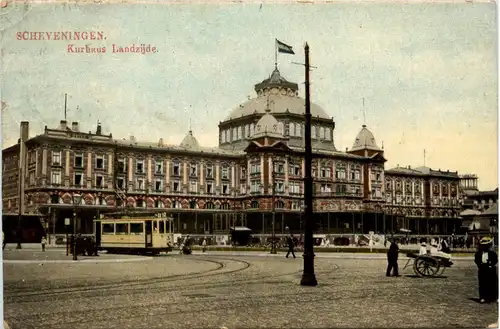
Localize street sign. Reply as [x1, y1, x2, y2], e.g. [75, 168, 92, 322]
[64, 218, 70, 226]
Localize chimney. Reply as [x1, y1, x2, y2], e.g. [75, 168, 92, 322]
[71, 121, 79, 132]
[60, 120, 67, 130]
[20, 121, 29, 142]
[408, 165, 411, 170]
[96, 121, 102, 135]
[158, 138, 164, 147]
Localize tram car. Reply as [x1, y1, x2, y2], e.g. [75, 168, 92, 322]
[93, 214, 174, 255]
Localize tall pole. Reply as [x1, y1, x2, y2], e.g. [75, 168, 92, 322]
[72, 211, 77, 261]
[271, 158, 277, 254]
[64, 93, 67, 121]
[274, 39, 278, 69]
[300, 43, 317, 286]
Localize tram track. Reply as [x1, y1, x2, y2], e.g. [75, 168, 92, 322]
[4, 257, 251, 301]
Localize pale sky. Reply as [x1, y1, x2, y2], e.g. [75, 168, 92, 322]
[1, 2, 497, 189]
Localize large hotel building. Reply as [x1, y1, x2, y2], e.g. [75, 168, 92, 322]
[2, 67, 465, 242]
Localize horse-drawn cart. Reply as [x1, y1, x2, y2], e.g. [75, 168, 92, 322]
[403, 252, 454, 277]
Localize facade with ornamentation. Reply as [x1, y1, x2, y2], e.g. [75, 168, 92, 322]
[2, 67, 463, 242]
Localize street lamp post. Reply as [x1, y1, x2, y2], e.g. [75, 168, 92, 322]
[72, 194, 83, 261]
[300, 42, 318, 286]
[271, 160, 277, 254]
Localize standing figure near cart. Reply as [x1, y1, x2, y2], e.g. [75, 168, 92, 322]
[386, 239, 399, 277]
[286, 234, 296, 259]
[474, 237, 498, 303]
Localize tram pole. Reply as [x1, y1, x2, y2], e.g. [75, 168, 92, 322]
[300, 42, 318, 286]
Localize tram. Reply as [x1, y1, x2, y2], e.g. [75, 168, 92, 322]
[93, 212, 174, 255]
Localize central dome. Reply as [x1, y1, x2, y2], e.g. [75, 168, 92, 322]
[224, 68, 330, 121]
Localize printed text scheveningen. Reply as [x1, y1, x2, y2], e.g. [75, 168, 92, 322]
[17, 31, 105, 41]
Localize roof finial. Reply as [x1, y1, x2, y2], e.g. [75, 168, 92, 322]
[362, 97, 366, 126]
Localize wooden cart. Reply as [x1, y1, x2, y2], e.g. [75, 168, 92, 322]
[403, 252, 454, 277]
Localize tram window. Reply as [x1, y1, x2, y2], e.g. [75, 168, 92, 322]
[116, 223, 128, 235]
[153, 221, 159, 232]
[159, 220, 165, 234]
[130, 223, 143, 235]
[102, 223, 114, 235]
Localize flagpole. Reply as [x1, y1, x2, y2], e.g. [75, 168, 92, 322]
[275, 39, 278, 69]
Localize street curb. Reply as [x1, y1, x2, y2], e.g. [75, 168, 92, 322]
[3, 257, 152, 264]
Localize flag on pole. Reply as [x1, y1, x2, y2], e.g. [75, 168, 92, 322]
[276, 39, 295, 55]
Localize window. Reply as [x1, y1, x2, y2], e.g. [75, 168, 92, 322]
[222, 184, 229, 195]
[74, 172, 83, 186]
[311, 126, 316, 139]
[190, 181, 198, 193]
[325, 128, 331, 140]
[232, 128, 237, 140]
[206, 165, 213, 178]
[136, 160, 144, 173]
[251, 163, 261, 174]
[240, 183, 246, 194]
[321, 168, 330, 178]
[275, 181, 284, 193]
[29, 171, 35, 185]
[156, 160, 163, 174]
[206, 183, 213, 194]
[320, 184, 331, 193]
[115, 223, 128, 235]
[137, 200, 146, 208]
[173, 162, 180, 176]
[251, 201, 259, 209]
[240, 167, 246, 178]
[296, 124, 302, 137]
[237, 126, 242, 139]
[154, 199, 164, 208]
[51, 171, 61, 185]
[319, 127, 325, 139]
[52, 151, 61, 165]
[136, 178, 145, 190]
[246, 124, 251, 138]
[386, 181, 392, 190]
[274, 163, 285, 174]
[205, 202, 215, 209]
[96, 175, 104, 188]
[289, 164, 301, 176]
[221, 132, 226, 143]
[190, 164, 197, 177]
[130, 223, 144, 235]
[336, 184, 346, 194]
[289, 122, 295, 136]
[102, 223, 114, 235]
[189, 200, 198, 209]
[289, 181, 300, 194]
[335, 169, 346, 180]
[376, 173, 381, 181]
[275, 200, 285, 209]
[153, 220, 165, 233]
[291, 201, 302, 210]
[117, 178, 125, 189]
[250, 124, 255, 136]
[118, 159, 126, 173]
[155, 179, 163, 192]
[74, 154, 83, 168]
[96, 155, 104, 169]
[222, 166, 229, 180]
[405, 183, 412, 193]
[251, 181, 260, 193]
[173, 181, 180, 192]
[172, 200, 182, 209]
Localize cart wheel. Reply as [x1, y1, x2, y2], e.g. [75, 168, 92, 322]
[413, 257, 441, 277]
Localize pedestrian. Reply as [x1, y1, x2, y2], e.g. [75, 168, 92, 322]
[41, 235, 47, 252]
[286, 234, 296, 259]
[386, 239, 399, 277]
[202, 237, 207, 253]
[474, 236, 498, 303]
[441, 238, 450, 253]
[419, 240, 427, 256]
[2, 231, 5, 250]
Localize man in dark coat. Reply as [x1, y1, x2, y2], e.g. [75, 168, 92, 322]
[286, 234, 296, 259]
[386, 239, 399, 277]
[474, 236, 498, 303]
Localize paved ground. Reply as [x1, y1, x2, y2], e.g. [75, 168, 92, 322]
[3, 250, 497, 329]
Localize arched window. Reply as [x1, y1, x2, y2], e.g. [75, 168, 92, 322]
[296, 124, 302, 137]
[250, 124, 255, 136]
[319, 127, 325, 139]
[232, 128, 237, 140]
[221, 202, 231, 210]
[325, 128, 331, 140]
[237, 126, 242, 140]
[275, 200, 285, 209]
[225, 130, 230, 142]
[189, 200, 198, 209]
[251, 201, 259, 209]
[172, 200, 181, 209]
[221, 132, 226, 143]
[311, 126, 317, 139]
[289, 122, 295, 136]
[245, 124, 250, 138]
[205, 202, 215, 209]
[155, 199, 164, 208]
[277, 122, 284, 135]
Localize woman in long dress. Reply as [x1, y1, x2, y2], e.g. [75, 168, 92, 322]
[474, 237, 498, 303]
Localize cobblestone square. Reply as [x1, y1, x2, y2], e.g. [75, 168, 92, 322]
[3, 250, 497, 329]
